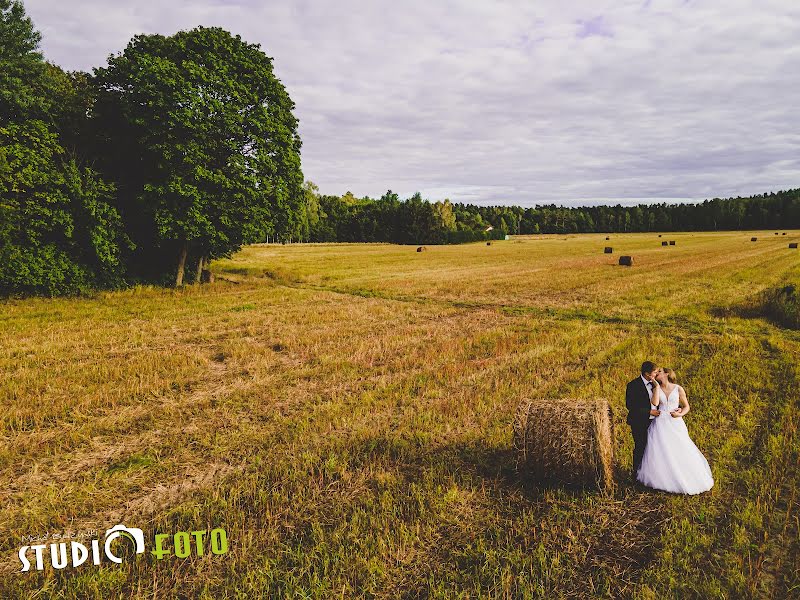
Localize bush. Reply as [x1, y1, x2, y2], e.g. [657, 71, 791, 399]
[440, 228, 506, 245]
[0, 123, 127, 297]
[761, 283, 800, 329]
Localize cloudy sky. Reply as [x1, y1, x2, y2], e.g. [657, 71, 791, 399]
[25, 0, 800, 206]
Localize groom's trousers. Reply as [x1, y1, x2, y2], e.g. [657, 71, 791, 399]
[631, 421, 650, 475]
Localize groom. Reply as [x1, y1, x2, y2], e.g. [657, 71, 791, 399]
[626, 361, 661, 477]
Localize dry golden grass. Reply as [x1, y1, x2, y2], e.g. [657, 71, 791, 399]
[1, 230, 798, 598]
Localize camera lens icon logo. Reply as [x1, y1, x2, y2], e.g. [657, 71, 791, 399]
[104, 525, 145, 564]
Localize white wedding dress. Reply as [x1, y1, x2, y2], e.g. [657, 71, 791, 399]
[637, 386, 714, 494]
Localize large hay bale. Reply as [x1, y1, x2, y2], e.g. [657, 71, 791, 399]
[486, 242, 492, 246]
[605, 236, 610, 240]
[661, 241, 668, 246]
[790, 243, 798, 249]
[669, 240, 676, 246]
[604, 247, 613, 254]
[513, 398, 615, 491]
[783, 233, 787, 236]
[416, 246, 427, 252]
[619, 255, 633, 266]
[751, 237, 758, 242]
[658, 234, 662, 238]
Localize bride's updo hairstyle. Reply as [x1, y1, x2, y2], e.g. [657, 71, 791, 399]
[663, 368, 677, 383]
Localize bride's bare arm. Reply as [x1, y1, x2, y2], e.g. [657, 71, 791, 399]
[650, 385, 660, 407]
[673, 386, 690, 417]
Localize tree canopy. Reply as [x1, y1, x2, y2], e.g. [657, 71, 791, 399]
[92, 26, 304, 285]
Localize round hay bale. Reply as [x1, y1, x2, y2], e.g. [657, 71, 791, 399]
[751, 237, 758, 242]
[486, 241, 492, 246]
[775, 232, 780, 235]
[513, 398, 615, 491]
[605, 236, 610, 240]
[783, 232, 787, 235]
[658, 234, 662, 238]
[661, 241, 668, 246]
[790, 243, 798, 249]
[416, 246, 427, 252]
[604, 247, 613, 254]
[619, 255, 633, 266]
[669, 240, 676, 246]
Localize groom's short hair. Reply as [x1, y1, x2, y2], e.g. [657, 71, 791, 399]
[641, 361, 657, 375]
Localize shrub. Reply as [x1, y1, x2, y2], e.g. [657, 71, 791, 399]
[761, 283, 800, 329]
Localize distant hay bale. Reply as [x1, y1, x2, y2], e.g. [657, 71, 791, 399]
[669, 240, 676, 246]
[751, 237, 758, 242]
[416, 246, 427, 252]
[658, 234, 662, 238]
[486, 242, 492, 246]
[790, 243, 798, 249]
[605, 236, 610, 240]
[513, 398, 615, 491]
[775, 232, 780, 235]
[619, 255, 633, 266]
[661, 241, 668, 246]
[200, 269, 214, 284]
[604, 247, 613, 254]
[783, 233, 787, 236]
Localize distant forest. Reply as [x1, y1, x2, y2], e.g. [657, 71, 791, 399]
[301, 187, 800, 243]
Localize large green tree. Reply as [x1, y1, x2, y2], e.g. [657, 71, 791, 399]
[92, 27, 304, 285]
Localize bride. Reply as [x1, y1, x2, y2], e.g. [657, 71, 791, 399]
[637, 368, 714, 494]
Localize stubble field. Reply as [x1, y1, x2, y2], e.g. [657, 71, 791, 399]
[1, 231, 799, 598]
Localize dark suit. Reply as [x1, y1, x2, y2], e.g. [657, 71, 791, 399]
[626, 376, 654, 474]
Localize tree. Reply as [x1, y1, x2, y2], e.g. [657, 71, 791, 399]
[433, 199, 456, 231]
[1, 0, 43, 121]
[299, 180, 322, 242]
[0, 0, 126, 296]
[92, 26, 304, 285]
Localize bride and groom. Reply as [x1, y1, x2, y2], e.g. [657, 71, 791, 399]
[626, 361, 713, 494]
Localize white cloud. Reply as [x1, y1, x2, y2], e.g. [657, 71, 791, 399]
[24, 0, 800, 206]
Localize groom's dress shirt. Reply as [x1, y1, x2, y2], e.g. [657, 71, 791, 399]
[641, 375, 655, 419]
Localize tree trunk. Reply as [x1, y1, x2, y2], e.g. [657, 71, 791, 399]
[175, 241, 189, 287]
[194, 254, 204, 284]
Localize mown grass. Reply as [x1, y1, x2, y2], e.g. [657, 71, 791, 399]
[1, 231, 798, 598]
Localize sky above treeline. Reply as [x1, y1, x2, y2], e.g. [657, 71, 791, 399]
[25, 0, 800, 207]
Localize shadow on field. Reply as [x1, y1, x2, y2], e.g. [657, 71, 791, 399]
[346, 432, 666, 501]
[437, 440, 671, 591]
[342, 433, 669, 594]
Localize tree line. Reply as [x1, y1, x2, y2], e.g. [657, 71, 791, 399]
[301, 188, 800, 242]
[298, 185, 505, 245]
[508, 191, 800, 234]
